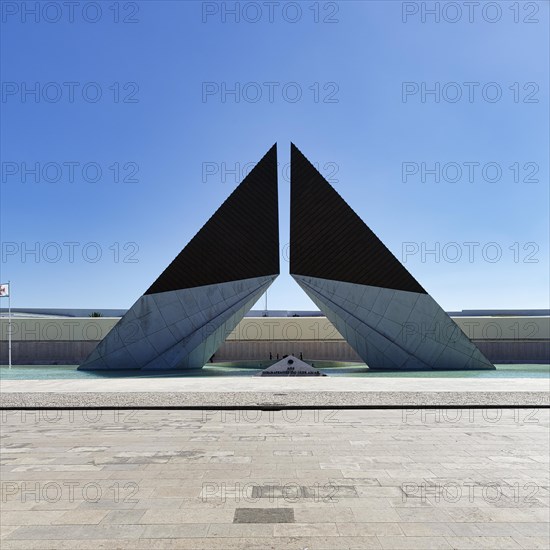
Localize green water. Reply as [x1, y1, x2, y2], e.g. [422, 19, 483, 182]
[1, 363, 548, 380]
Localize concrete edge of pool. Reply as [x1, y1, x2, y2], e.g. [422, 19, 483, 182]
[1, 377, 549, 407]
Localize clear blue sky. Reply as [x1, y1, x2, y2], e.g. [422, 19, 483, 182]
[1, 1, 548, 311]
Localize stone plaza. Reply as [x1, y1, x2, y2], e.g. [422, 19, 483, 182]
[1, 407, 548, 549]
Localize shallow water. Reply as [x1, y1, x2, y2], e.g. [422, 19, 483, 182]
[1, 363, 548, 380]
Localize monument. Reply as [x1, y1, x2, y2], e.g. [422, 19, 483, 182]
[80, 143, 493, 371]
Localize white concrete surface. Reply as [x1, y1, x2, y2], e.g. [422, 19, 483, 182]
[1, 377, 548, 407]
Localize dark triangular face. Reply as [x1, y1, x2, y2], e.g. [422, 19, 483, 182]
[290, 143, 425, 294]
[146, 144, 279, 294]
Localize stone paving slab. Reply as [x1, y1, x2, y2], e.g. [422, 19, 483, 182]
[1, 409, 549, 549]
[1, 377, 549, 407]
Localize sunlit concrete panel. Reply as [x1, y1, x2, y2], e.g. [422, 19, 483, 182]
[294, 275, 494, 370]
[80, 276, 275, 371]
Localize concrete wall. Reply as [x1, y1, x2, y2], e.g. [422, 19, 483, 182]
[1, 341, 98, 365]
[1, 315, 549, 365]
[0, 318, 119, 342]
[2, 316, 549, 342]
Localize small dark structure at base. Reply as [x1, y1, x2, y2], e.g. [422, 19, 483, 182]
[257, 355, 327, 376]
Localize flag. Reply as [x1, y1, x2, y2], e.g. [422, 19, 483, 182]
[0, 284, 9, 297]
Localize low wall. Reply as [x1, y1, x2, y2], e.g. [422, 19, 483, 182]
[2, 316, 549, 342]
[0, 341, 98, 365]
[1, 316, 549, 365]
[1, 339, 548, 366]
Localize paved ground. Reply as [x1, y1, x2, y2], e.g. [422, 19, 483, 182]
[1, 408, 549, 549]
[2, 377, 549, 407]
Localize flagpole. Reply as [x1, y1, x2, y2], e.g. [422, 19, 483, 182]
[8, 280, 11, 369]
